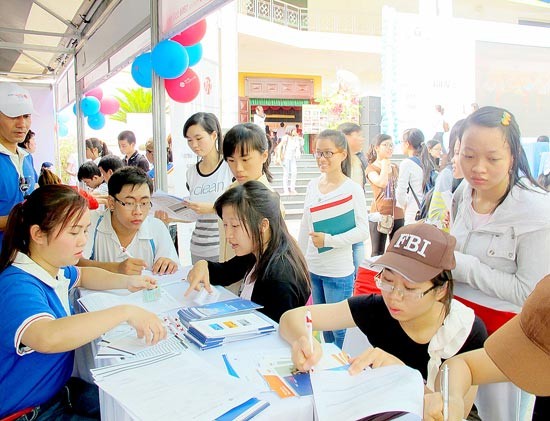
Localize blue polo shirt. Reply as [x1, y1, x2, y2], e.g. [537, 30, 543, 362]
[0, 254, 80, 417]
[0, 150, 37, 248]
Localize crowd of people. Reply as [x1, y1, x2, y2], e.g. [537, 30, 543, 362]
[1, 81, 549, 420]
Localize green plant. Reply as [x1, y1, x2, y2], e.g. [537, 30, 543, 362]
[110, 88, 153, 123]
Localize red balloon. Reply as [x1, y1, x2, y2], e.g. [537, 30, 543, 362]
[164, 68, 200, 103]
[85, 87, 103, 101]
[100, 96, 120, 115]
[172, 19, 207, 47]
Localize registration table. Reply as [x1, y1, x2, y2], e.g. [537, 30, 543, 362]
[77, 274, 314, 421]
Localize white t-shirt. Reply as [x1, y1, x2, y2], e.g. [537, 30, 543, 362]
[186, 160, 233, 259]
[253, 113, 266, 128]
[298, 177, 369, 277]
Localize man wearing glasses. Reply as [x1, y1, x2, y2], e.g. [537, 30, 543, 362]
[0, 82, 37, 249]
[79, 167, 180, 275]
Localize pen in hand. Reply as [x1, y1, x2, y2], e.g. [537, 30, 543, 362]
[441, 364, 449, 421]
[305, 310, 314, 372]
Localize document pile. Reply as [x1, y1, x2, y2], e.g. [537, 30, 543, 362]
[177, 297, 263, 326]
[310, 364, 424, 421]
[77, 287, 181, 314]
[90, 351, 264, 420]
[184, 311, 276, 350]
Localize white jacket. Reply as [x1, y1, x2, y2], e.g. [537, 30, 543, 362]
[451, 180, 550, 311]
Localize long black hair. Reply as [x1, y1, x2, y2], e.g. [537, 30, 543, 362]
[0, 185, 87, 273]
[214, 181, 310, 288]
[459, 106, 542, 205]
[183, 112, 224, 159]
[316, 129, 352, 177]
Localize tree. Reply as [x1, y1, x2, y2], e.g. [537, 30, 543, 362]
[109, 88, 152, 124]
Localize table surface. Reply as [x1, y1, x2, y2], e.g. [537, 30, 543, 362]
[78, 273, 314, 421]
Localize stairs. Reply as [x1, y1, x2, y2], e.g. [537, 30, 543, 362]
[271, 154, 407, 221]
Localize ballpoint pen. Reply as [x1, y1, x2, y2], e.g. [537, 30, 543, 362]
[441, 364, 449, 421]
[305, 310, 313, 354]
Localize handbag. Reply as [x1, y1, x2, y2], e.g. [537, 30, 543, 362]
[376, 167, 395, 234]
[377, 214, 394, 234]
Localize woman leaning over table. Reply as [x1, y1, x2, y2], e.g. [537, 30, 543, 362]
[281, 223, 487, 420]
[185, 181, 310, 322]
[0, 185, 165, 420]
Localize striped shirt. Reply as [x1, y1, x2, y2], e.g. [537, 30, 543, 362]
[186, 159, 233, 260]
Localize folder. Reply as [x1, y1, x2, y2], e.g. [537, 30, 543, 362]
[177, 298, 263, 327]
[310, 194, 356, 253]
[185, 312, 276, 350]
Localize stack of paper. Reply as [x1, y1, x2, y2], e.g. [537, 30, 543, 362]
[77, 287, 181, 314]
[91, 351, 261, 420]
[185, 312, 276, 350]
[310, 365, 424, 421]
[177, 298, 263, 327]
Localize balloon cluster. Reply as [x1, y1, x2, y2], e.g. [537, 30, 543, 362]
[131, 19, 206, 103]
[73, 87, 121, 130]
[57, 113, 69, 137]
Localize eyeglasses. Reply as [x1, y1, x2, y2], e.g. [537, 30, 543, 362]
[314, 150, 342, 159]
[380, 142, 394, 148]
[375, 274, 438, 300]
[146, 150, 153, 153]
[113, 196, 152, 211]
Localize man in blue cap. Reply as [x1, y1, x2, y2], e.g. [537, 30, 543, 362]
[0, 82, 36, 249]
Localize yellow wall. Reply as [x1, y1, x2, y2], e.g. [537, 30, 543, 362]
[238, 72, 322, 98]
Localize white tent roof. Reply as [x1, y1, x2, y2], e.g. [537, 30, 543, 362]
[0, 0, 110, 82]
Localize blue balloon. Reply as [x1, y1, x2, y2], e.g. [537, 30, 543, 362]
[186, 43, 203, 67]
[152, 40, 189, 79]
[80, 97, 101, 117]
[131, 53, 153, 88]
[88, 113, 106, 130]
[58, 124, 69, 137]
[73, 103, 77, 115]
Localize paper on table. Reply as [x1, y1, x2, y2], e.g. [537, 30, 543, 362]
[78, 287, 181, 314]
[151, 190, 199, 222]
[310, 365, 424, 421]
[257, 343, 350, 398]
[91, 351, 255, 420]
[142, 267, 190, 287]
[100, 334, 189, 357]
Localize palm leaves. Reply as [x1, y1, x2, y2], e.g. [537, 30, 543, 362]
[110, 88, 152, 123]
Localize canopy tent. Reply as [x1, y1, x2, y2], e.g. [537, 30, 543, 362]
[0, 0, 231, 191]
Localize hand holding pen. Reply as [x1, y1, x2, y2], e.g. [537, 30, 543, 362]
[290, 310, 322, 372]
[118, 247, 148, 275]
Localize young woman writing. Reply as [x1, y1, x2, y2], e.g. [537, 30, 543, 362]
[0, 185, 166, 420]
[281, 223, 487, 415]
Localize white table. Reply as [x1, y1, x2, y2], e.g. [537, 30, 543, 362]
[77, 276, 314, 421]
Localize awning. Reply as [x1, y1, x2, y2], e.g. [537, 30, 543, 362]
[250, 98, 311, 106]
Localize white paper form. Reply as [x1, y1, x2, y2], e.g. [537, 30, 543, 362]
[151, 190, 199, 222]
[141, 267, 191, 287]
[310, 365, 424, 421]
[78, 287, 181, 314]
[91, 351, 255, 420]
